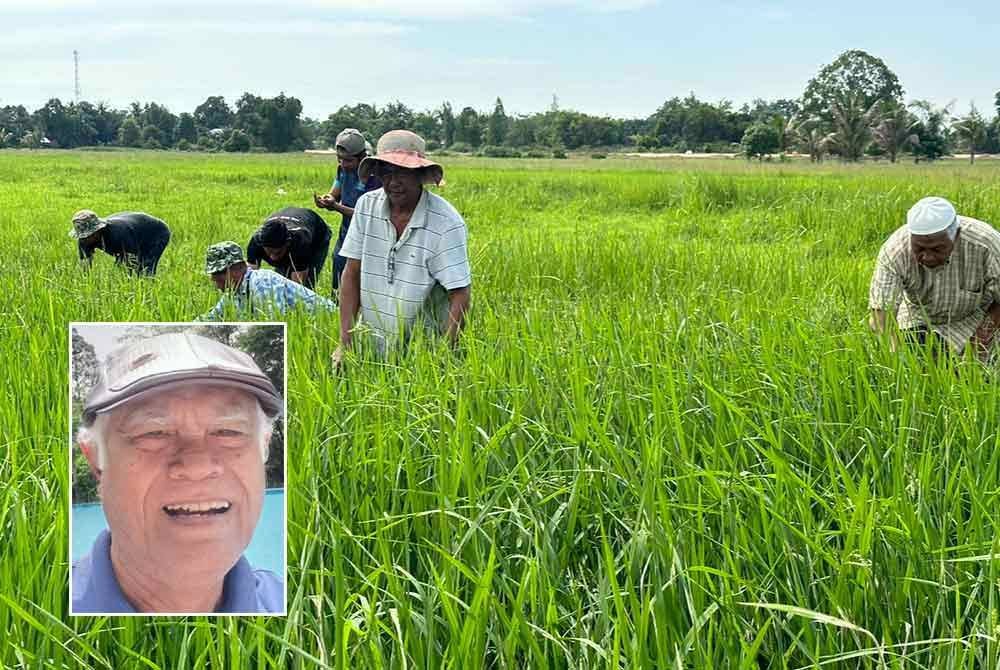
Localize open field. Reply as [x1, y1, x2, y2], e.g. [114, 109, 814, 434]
[4, 150, 1000, 668]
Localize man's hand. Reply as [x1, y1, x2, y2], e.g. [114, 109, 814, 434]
[314, 192, 338, 211]
[972, 320, 997, 362]
[290, 270, 309, 285]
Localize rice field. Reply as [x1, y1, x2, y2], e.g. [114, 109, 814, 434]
[4, 149, 1000, 668]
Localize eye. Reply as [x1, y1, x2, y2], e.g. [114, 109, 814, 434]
[212, 429, 244, 437]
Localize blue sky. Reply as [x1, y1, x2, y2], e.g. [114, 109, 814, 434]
[4, 1, 998, 120]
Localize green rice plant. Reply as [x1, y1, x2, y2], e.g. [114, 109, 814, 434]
[2, 149, 1000, 667]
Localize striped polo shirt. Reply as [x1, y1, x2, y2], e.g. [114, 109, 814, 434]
[340, 187, 471, 352]
[869, 216, 1000, 352]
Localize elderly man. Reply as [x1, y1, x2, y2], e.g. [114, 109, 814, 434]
[870, 196, 1000, 360]
[334, 129, 471, 364]
[70, 209, 171, 276]
[200, 241, 335, 321]
[72, 332, 284, 613]
[246, 207, 331, 289]
[314, 128, 382, 292]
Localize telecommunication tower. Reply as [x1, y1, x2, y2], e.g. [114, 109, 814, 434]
[74, 50, 81, 102]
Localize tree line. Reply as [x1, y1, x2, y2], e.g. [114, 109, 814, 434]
[3, 50, 999, 161]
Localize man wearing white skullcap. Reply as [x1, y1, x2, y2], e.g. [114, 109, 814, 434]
[869, 196, 1000, 360]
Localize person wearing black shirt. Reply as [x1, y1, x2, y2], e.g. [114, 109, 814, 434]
[70, 210, 171, 276]
[246, 207, 331, 290]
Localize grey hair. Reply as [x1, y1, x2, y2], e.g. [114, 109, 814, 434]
[77, 402, 276, 471]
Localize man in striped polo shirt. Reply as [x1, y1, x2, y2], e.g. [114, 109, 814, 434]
[869, 196, 1000, 361]
[334, 130, 471, 363]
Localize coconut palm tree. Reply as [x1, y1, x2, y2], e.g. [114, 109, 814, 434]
[792, 116, 828, 162]
[870, 100, 919, 163]
[823, 91, 879, 162]
[952, 104, 987, 164]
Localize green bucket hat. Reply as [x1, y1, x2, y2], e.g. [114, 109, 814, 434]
[69, 209, 108, 239]
[205, 241, 245, 274]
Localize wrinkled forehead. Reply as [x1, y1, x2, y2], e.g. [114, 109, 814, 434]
[109, 383, 260, 427]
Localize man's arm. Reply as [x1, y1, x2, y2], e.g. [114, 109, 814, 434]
[444, 286, 471, 347]
[332, 259, 361, 368]
[197, 297, 227, 322]
[971, 301, 1000, 357]
[246, 236, 263, 269]
[78, 241, 94, 267]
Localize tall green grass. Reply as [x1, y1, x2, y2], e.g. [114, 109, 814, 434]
[3, 149, 1000, 668]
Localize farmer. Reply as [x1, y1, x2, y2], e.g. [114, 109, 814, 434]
[72, 332, 284, 613]
[869, 196, 1000, 361]
[70, 209, 171, 276]
[334, 129, 471, 365]
[200, 241, 335, 321]
[246, 207, 331, 290]
[314, 128, 382, 292]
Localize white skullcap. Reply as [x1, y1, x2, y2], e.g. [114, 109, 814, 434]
[907, 197, 957, 236]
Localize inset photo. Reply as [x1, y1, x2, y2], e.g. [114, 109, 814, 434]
[69, 323, 287, 615]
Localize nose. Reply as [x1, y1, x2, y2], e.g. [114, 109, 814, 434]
[168, 441, 223, 481]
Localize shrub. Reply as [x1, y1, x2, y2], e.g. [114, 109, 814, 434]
[552, 149, 568, 159]
[176, 139, 191, 151]
[448, 142, 473, 154]
[480, 145, 521, 158]
[590, 152, 607, 159]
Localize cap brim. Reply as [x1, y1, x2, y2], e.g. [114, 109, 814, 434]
[359, 154, 443, 185]
[83, 376, 283, 426]
[69, 222, 107, 239]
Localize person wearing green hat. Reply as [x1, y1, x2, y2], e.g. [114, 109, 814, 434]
[869, 196, 1000, 361]
[314, 128, 382, 292]
[199, 241, 335, 321]
[70, 210, 171, 276]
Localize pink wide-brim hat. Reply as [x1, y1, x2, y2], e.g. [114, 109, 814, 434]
[359, 129, 443, 185]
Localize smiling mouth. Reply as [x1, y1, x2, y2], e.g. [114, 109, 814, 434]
[163, 500, 232, 518]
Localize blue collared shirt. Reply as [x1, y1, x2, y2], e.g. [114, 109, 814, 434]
[200, 267, 336, 321]
[333, 167, 381, 209]
[72, 530, 285, 614]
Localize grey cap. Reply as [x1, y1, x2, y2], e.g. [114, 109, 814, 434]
[81, 332, 282, 426]
[205, 241, 245, 274]
[335, 128, 367, 156]
[69, 209, 108, 239]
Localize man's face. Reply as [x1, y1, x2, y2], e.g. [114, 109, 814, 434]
[263, 244, 289, 262]
[94, 385, 268, 580]
[376, 164, 422, 206]
[337, 151, 361, 173]
[911, 230, 955, 268]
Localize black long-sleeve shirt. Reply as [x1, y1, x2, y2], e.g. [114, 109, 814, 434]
[246, 207, 331, 275]
[78, 212, 171, 274]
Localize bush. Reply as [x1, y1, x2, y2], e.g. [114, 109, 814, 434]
[524, 150, 548, 158]
[433, 149, 452, 157]
[448, 142, 473, 153]
[552, 149, 567, 159]
[590, 152, 607, 159]
[223, 130, 252, 153]
[249, 146, 268, 153]
[176, 139, 191, 151]
[480, 145, 521, 158]
[425, 139, 441, 151]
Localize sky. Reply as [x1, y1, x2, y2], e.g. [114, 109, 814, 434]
[4, 1, 999, 120]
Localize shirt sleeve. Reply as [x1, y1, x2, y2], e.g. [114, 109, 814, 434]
[428, 220, 471, 290]
[869, 244, 904, 311]
[198, 296, 227, 321]
[246, 235, 264, 265]
[78, 241, 94, 261]
[339, 196, 368, 260]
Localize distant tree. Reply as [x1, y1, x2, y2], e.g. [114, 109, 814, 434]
[71, 330, 100, 406]
[741, 122, 780, 161]
[793, 117, 828, 162]
[193, 95, 234, 131]
[823, 91, 878, 161]
[234, 93, 266, 144]
[411, 111, 440, 145]
[372, 100, 415, 140]
[234, 325, 284, 488]
[33, 98, 74, 147]
[438, 102, 455, 147]
[92, 103, 124, 145]
[141, 124, 164, 149]
[319, 103, 378, 147]
[870, 100, 919, 163]
[258, 93, 304, 151]
[995, 90, 1000, 117]
[454, 106, 483, 147]
[0, 104, 32, 146]
[802, 50, 904, 122]
[117, 116, 141, 147]
[952, 103, 987, 164]
[140, 102, 178, 147]
[910, 100, 952, 162]
[485, 97, 508, 145]
[175, 112, 198, 144]
[224, 129, 252, 152]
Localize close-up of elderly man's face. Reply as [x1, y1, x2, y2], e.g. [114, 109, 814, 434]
[81, 383, 270, 592]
